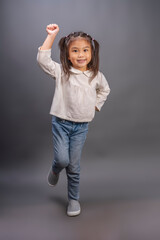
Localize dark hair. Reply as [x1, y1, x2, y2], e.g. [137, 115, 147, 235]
[58, 31, 99, 80]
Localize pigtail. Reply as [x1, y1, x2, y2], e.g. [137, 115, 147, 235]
[93, 39, 99, 75]
[58, 37, 70, 77]
[88, 39, 99, 80]
[93, 39, 99, 67]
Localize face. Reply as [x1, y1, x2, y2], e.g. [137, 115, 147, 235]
[68, 38, 92, 71]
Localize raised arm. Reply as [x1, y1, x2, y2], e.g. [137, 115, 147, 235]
[40, 24, 59, 50]
[37, 23, 61, 78]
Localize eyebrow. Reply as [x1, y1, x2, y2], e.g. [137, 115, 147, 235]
[71, 46, 90, 50]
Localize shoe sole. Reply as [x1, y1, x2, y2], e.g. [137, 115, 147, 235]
[47, 171, 58, 187]
[47, 180, 57, 187]
[67, 209, 81, 217]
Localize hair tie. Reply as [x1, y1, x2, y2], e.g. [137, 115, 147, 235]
[65, 35, 68, 43]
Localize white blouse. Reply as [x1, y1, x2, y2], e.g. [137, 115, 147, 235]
[37, 48, 110, 122]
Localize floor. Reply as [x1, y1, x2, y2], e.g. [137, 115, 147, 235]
[1, 151, 160, 240]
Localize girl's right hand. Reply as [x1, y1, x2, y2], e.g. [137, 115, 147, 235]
[46, 24, 59, 36]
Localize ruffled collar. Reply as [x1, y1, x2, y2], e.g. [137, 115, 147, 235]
[69, 67, 93, 78]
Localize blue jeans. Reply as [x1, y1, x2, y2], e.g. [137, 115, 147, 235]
[51, 116, 89, 200]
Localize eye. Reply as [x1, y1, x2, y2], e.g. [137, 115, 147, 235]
[84, 49, 88, 52]
[72, 50, 78, 52]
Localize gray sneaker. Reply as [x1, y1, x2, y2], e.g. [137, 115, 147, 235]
[47, 168, 59, 186]
[67, 200, 81, 217]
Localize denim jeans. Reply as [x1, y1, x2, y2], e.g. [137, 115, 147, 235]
[51, 116, 89, 200]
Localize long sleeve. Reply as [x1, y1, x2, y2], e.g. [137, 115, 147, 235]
[37, 48, 61, 79]
[96, 73, 110, 111]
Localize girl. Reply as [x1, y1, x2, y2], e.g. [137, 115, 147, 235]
[37, 24, 110, 217]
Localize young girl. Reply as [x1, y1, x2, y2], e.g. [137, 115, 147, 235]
[37, 23, 110, 217]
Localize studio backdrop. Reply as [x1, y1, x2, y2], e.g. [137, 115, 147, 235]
[1, 0, 160, 168]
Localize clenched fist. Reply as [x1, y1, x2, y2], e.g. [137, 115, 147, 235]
[46, 24, 59, 35]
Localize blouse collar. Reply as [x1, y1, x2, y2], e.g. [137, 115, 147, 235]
[70, 67, 93, 78]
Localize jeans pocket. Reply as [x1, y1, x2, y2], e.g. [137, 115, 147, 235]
[81, 122, 89, 132]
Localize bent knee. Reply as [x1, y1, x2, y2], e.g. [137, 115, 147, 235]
[55, 155, 69, 168]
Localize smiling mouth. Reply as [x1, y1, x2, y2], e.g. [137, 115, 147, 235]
[77, 59, 86, 63]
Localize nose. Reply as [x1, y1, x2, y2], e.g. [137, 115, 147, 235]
[78, 51, 84, 58]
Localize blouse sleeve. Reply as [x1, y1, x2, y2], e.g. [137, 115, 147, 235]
[96, 72, 110, 111]
[37, 47, 61, 79]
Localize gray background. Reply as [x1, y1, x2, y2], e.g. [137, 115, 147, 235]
[1, 0, 160, 240]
